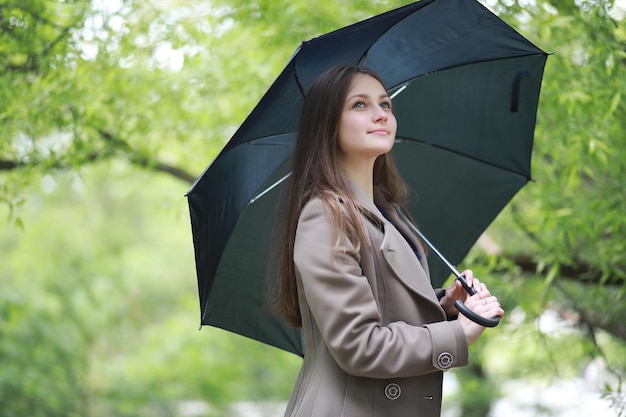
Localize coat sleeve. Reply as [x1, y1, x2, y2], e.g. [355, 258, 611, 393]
[294, 198, 468, 379]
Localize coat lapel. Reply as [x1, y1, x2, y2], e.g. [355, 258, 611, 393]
[346, 179, 443, 311]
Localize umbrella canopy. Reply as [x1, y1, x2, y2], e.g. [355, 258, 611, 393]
[187, 0, 548, 356]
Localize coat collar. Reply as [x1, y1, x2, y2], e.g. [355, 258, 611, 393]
[345, 177, 427, 273]
[344, 177, 382, 221]
[345, 177, 441, 311]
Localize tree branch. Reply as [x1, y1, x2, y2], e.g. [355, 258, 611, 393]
[477, 235, 622, 285]
[97, 129, 197, 184]
[0, 130, 197, 185]
[504, 253, 623, 286]
[0, 160, 21, 170]
[133, 158, 197, 184]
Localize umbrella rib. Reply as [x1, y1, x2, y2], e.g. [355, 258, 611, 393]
[383, 52, 548, 97]
[395, 136, 531, 181]
[354, 0, 443, 69]
[247, 136, 295, 146]
[389, 85, 408, 99]
[250, 172, 292, 203]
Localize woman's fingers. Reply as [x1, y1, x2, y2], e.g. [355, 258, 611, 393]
[466, 293, 495, 309]
[467, 293, 504, 318]
[461, 269, 474, 288]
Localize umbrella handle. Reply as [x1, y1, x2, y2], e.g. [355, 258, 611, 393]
[393, 207, 501, 327]
[454, 275, 501, 328]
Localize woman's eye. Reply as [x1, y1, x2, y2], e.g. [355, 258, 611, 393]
[353, 101, 366, 109]
[381, 100, 392, 109]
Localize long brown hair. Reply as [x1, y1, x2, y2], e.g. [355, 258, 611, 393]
[277, 65, 408, 327]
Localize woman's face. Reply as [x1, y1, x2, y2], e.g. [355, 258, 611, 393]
[337, 74, 397, 168]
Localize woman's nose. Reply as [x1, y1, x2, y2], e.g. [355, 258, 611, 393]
[373, 106, 388, 122]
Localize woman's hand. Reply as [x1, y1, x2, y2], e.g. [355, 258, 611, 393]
[457, 277, 504, 346]
[439, 269, 475, 317]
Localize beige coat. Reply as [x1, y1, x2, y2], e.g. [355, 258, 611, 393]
[283, 182, 469, 417]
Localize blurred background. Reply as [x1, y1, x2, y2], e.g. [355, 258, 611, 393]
[1, 0, 625, 416]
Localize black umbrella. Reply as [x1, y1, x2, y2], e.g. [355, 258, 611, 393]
[187, 0, 548, 356]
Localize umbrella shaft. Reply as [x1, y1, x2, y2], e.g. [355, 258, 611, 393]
[395, 208, 478, 296]
[394, 207, 469, 284]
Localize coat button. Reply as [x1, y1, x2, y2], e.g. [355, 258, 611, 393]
[437, 352, 454, 370]
[384, 383, 401, 400]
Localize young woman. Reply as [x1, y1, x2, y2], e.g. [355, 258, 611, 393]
[278, 65, 503, 417]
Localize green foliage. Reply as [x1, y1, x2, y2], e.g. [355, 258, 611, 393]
[507, 0, 626, 283]
[468, 2, 626, 407]
[0, 165, 301, 416]
[1, 0, 626, 415]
